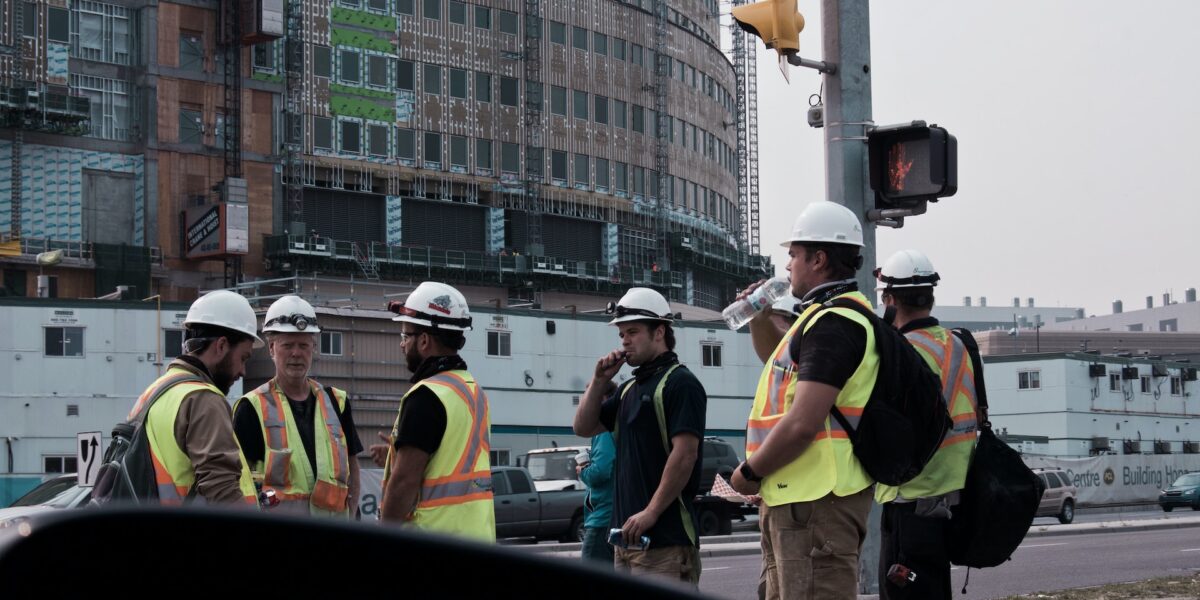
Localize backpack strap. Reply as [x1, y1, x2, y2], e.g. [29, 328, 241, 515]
[951, 328, 989, 426]
[795, 297, 878, 437]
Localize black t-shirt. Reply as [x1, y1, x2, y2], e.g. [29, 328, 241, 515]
[392, 386, 447, 455]
[234, 386, 364, 478]
[789, 311, 868, 389]
[599, 353, 706, 549]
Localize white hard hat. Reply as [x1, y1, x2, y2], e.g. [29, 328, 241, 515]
[608, 287, 674, 325]
[771, 295, 802, 317]
[391, 282, 472, 331]
[185, 290, 265, 348]
[780, 201, 864, 248]
[876, 249, 940, 290]
[263, 295, 321, 334]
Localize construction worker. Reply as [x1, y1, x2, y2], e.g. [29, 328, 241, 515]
[233, 295, 363, 517]
[573, 287, 707, 587]
[874, 250, 981, 600]
[729, 201, 879, 600]
[126, 290, 261, 505]
[368, 282, 495, 541]
[577, 431, 616, 566]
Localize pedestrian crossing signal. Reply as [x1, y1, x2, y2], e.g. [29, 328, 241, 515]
[868, 121, 957, 208]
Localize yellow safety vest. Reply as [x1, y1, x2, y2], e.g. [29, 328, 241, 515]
[745, 291, 877, 506]
[235, 379, 352, 517]
[876, 325, 979, 502]
[384, 369, 495, 541]
[132, 367, 258, 506]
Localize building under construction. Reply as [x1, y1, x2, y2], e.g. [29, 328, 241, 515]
[0, 0, 766, 310]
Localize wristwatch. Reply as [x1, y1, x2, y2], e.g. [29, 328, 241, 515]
[739, 461, 763, 483]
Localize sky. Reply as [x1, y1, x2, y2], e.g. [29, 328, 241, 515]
[749, 0, 1200, 316]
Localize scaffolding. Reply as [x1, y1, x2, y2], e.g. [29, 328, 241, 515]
[652, 0, 671, 270]
[730, 0, 749, 253]
[284, 0, 306, 234]
[746, 28, 760, 253]
[522, 0, 545, 255]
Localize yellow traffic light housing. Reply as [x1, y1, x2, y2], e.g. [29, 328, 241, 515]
[732, 0, 805, 59]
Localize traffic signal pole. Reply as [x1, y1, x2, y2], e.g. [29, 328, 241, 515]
[820, 1, 882, 593]
[820, 0, 876, 297]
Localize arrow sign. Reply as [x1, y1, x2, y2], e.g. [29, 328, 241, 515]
[77, 431, 102, 487]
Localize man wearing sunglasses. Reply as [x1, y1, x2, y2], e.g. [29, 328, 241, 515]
[573, 287, 707, 586]
[369, 281, 495, 541]
[233, 295, 363, 517]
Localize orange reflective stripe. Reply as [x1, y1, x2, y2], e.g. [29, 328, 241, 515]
[417, 490, 493, 509]
[314, 385, 348, 483]
[940, 431, 976, 448]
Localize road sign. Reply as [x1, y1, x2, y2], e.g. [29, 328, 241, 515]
[77, 431, 102, 487]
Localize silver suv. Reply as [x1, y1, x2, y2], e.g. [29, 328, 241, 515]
[1033, 468, 1077, 524]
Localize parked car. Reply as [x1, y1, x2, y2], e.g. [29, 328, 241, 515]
[493, 466, 587, 542]
[700, 437, 740, 493]
[1158, 472, 1200, 512]
[0, 474, 90, 531]
[523, 446, 589, 492]
[1032, 468, 1077, 524]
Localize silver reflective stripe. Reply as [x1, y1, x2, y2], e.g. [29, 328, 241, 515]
[427, 373, 488, 472]
[421, 475, 493, 503]
[746, 426, 769, 446]
[314, 386, 348, 484]
[158, 482, 181, 502]
[905, 332, 947, 366]
[258, 384, 288, 449]
[265, 450, 290, 487]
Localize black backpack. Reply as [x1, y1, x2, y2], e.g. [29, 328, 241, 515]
[797, 298, 951, 486]
[91, 372, 204, 506]
[946, 328, 1046, 568]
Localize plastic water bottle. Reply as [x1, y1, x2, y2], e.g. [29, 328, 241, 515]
[722, 277, 791, 330]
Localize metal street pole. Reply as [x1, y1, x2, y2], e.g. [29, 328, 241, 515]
[820, 0, 879, 593]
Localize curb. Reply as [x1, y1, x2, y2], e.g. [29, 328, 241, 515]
[515, 516, 1200, 560]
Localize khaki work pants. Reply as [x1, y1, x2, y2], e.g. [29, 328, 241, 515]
[613, 544, 702, 588]
[760, 487, 873, 600]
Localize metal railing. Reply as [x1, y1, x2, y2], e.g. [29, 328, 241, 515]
[0, 235, 164, 266]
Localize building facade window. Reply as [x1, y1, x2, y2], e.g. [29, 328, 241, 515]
[573, 90, 588, 119]
[424, 132, 442, 166]
[396, 128, 415, 160]
[702, 343, 722, 367]
[572, 26, 588, 50]
[501, 142, 520, 174]
[367, 55, 389, 87]
[179, 30, 204, 71]
[44, 456, 79, 473]
[499, 77, 518, 106]
[314, 117, 334, 149]
[1018, 370, 1040, 390]
[72, 74, 131, 141]
[321, 331, 342, 356]
[475, 138, 492, 171]
[253, 41, 276, 71]
[397, 60, 415, 90]
[449, 68, 467, 98]
[1140, 375, 1151, 394]
[474, 72, 491, 102]
[313, 45, 332, 78]
[497, 9, 518, 34]
[594, 95, 608, 124]
[474, 6, 490, 28]
[368, 124, 389, 156]
[72, 1, 132, 65]
[422, 0, 439, 20]
[341, 119, 361, 153]
[487, 331, 511, 356]
[163, 329, 184, 359]
[449, 135, 467, 169]
[447, 0, 465, 24]
[1171, 376, 1184, 396]
[549, 20, 565, 44]
[423, 64, 441, 94]
[45, 327, 84, 357]
[339, 49, 360, 83]
[1109, 373, 1120, 392]
[178, 106, 203, 144]
[573, 154, 589, 187]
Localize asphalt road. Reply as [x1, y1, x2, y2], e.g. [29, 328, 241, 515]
[698, 526, 1200, 599]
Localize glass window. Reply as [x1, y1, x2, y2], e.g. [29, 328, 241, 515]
[21, 1, 37, 36]
[313, 46, 332, 78]
[422, 0, 439, 20]
[424, 132, 442, 165]
[474, 6, 490, 29]
[449, 68, 467, 98]
[1140, 375, 1151, 394]
[487, 331, 512, 356]
[613, 100, 626, 128]
[368, 55, 389, 87]
[612, 38, 625, 60]
[178, 107, 202, 144]
[341, 120, 361, 153]
[593, 32, 607, 56]
[448, 0, 465, 24]
[506, 469, 532, 494]
[368, 124, 389, 156]
[367, 0, 388, 10]
[572, 26, 588, 51]
[702, 343, 722, 367]
[397, 60, 414, 90]
[594, 95, 608, 125]
[491, 470, 511, 495]
[44, 327, 84, 357]
[340, 49, 360, 83]
[614, 162, 627, 191]
[320, 331, 342, 356]
[632, 44, 643, 66]
[423, 64, 441, 94]
[551, 151, 567, 181]
[550, 86, 566, 116]
[1109, 373, 1120, 392]
[573, 154, 588, 186]
[313, 117, 333, 149]
[499, 77, 518, 106]
[549, 20, 566, 44]
[497, 10, 518, 34]
[474, 72, 491, 102]
[476, 138, 492, 170]
[501, 142, 520, 174]
[47, 7, 69, 42]
[573, 90, 588, 119]
[397, 0, 413, 14]
[396, 128, 415, 159]
[1172, 376, 1183, 396]
[1018, 370, 1040, 390]
[632, 105, 644, 133]
[595, 158, 609, 189]
[179, 31, 204, 71]
[450, 135, 467, 167]
[43, 456, 79, 474]
[163, 330, 184, 359]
